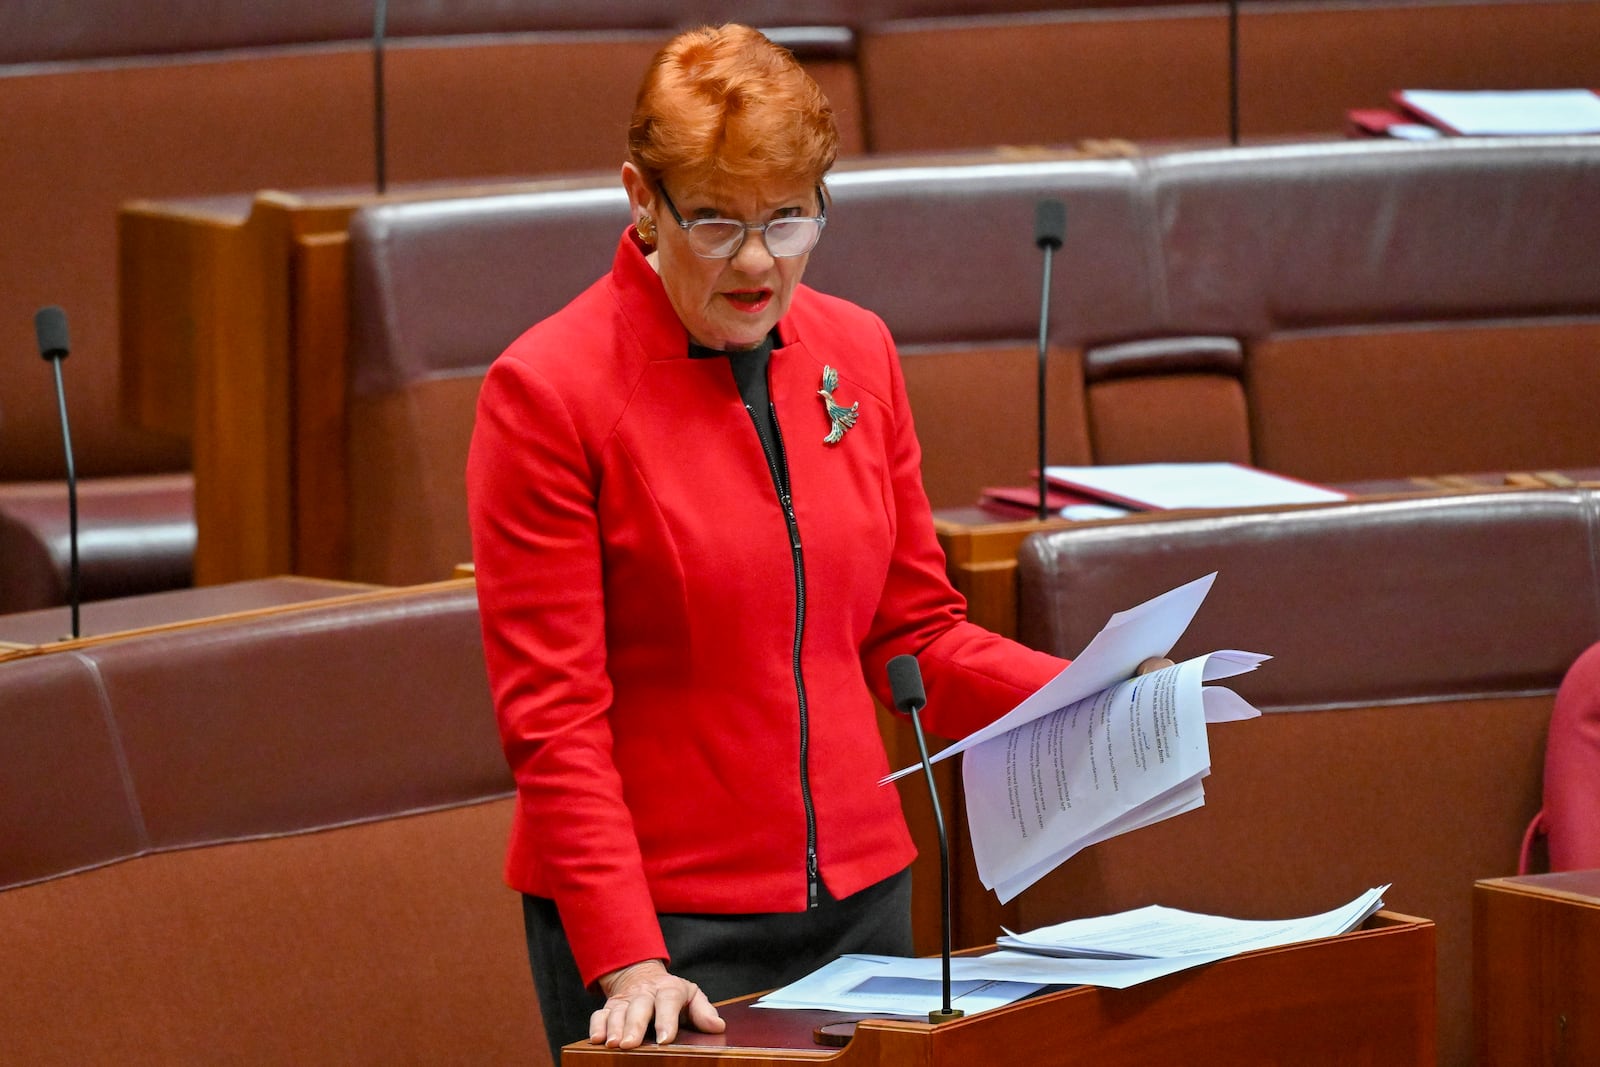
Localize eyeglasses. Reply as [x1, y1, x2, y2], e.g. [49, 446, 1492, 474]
[656, 184, 827, 259]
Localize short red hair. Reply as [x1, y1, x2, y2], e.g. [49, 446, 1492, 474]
[628, 24, 839, 191]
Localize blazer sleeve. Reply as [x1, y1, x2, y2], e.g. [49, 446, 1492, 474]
[466, 350, 669, 987]
[855, 315, 1068, 740]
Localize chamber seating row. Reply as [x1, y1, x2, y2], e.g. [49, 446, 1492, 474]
[5, 0, 1598, 609]
[996, 485, 1600, 1066]
[3, 490, 1592, 1065]
[0, 581, 545, 1066]
[327, 135, 1600, 586]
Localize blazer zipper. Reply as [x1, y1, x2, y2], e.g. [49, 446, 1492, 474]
[745, 400, 819, 910]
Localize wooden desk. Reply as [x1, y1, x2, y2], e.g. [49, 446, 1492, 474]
[1474, 869, 1600, 1065]
[564, 912, 1435, 1066]
[0, 576, 381, 656]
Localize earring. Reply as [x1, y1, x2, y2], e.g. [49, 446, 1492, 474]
[636, 214, 657, 244]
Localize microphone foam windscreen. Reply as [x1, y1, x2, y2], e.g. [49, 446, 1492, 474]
[887, 654, 926, 713]
[35, 305, 70, 360]
[1034, 199, 1066, 250]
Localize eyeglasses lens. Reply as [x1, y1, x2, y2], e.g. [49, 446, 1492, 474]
[687, 219, 822, 258]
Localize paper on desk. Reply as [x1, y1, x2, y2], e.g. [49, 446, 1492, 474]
[752, 954, 1045, 1015]
[763, 886, 1391, 999]
[1044, 462, 1347, 511]
[997, 884, 1389, 960]
[1395, 88, 1600, 135]
[972, 650, 1267, 902]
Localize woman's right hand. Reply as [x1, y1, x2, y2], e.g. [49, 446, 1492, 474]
[591, 959, 726, 1049]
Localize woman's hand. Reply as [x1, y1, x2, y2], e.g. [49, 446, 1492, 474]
[1136, 656, 1175, 675]
[591, 959, 726, 1049]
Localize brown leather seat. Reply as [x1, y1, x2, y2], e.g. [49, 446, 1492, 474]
[0, 475, 194, 614]
[0, 581, 543, 1064]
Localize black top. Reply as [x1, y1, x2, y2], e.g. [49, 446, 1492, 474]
[691, 331, 784, 490]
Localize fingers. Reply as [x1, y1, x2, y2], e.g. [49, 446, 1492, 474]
[587, 964, 723, 1049]
[1136, 655, 1175, 676]
[685, 985, 727, 1036]
[649, 982, 691, 1046]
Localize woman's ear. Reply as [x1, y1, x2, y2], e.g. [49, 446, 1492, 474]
[620, 163, 655, 223]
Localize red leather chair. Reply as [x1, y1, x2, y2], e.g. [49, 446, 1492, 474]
[1521, 640, 1600, 873]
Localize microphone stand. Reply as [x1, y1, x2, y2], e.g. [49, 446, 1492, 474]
[1033, 200, 1066, 522]
[373, 0, 389, 193]
[35, 306, 80, 639]
[909, 699, 962, 1022]
[1228, 0, 1240, 145]
[887, 654, 963, 1023]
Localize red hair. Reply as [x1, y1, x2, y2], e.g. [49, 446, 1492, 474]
[628, 24, 839, 191]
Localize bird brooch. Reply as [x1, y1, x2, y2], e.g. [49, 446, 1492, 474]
[817, 365, 859, 445]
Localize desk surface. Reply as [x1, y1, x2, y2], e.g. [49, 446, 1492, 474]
[563, 913, 1434, 1066]
[1474, 868, 1600, 1064]
[0, 576, 380, 650]
[1478, 868, 1600, 905]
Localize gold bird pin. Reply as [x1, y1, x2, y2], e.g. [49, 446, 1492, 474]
[818, 365, 859, 445]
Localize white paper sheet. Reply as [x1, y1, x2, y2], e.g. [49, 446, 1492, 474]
[752, 954, 1044, 1015]
[883, 572, 1221, 784]
[1044, 462, 1347, 510]
[967, 650, 1267, 902]
[750, 887, 1391, 1005]
[1397, 88, 1600, 135]
[998, 885, 1390, 960]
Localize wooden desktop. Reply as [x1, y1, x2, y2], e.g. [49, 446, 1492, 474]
[563, 912, 1435, 1066]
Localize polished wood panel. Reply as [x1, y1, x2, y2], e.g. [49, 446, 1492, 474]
[1474, 869, 1600, 1065]
[0, 575, 382, 655]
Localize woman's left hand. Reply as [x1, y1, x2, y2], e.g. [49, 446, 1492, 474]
[1135, 656, 1175, 675]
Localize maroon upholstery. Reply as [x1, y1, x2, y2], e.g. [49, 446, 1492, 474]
[0, 580, 508, 890]
[6, 1, 1596, 602]
[0, 475, 194, 614]
[0, 581, 542, 1065]
[1020, 489, 1600, 706]
[1521, 640, 1600, 873]
[334, 137, 1600, 586]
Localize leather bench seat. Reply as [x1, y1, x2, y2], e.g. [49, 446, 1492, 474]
[0, 474, 194, 614]
[331, 136, 1600, 587]
[0, 580, 542, 1065]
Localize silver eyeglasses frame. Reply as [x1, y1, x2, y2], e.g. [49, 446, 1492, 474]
[655, 183, 827, 259]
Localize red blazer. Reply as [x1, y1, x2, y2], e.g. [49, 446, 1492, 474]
[466, 230, 1064, 986]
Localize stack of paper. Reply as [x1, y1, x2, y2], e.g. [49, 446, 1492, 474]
[1394, 88, 1600, 135]
[753, 887, 1391, 1013]
[752, 961, 1045, 1016]
[997, 885, 1389, 960]
[1043, 462, 1346, 511]
[886, 573, 1266, 903]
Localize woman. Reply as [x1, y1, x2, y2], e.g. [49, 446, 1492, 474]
[467, 24, 1071, 1058]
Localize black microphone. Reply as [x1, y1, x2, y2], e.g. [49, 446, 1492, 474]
[887, 653, 964, 1023]
[34, 305, 81, 639]
[1033, 199, 1066, 522]
[372, 0, 389, 193]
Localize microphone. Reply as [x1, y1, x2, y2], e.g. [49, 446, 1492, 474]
[1033, 199, 1066, 522]
[34, 305, 81, 639]
[372, 0, 389, 193]
[887, 653, 964, 1023]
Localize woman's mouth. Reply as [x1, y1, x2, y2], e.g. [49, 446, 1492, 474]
[723, 289, 772, 313]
